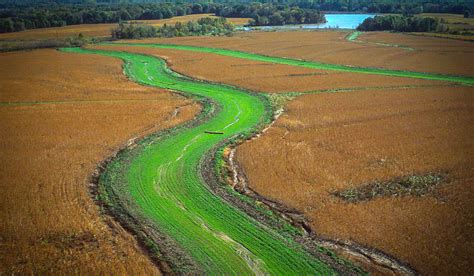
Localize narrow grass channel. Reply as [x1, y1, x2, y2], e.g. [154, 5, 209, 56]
[108, 42, 474, 85]
[60, 47, 338, 274]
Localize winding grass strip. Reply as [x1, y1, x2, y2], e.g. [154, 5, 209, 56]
[107, 42, 474, 85]
[60, 47, 338, 274]
[346, 31, 362, 41]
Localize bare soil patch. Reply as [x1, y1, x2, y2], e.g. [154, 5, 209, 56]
[92, 44, 443, 93]
[236, 86, 474, 275]
[0, 49, 199, 274]
[132, 30, 474, 76]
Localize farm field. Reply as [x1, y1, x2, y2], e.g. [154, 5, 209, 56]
[58, 47, 359, 274]
[0, 14, 249, 41]
[0, 49, 199, 274]
[236, 86, 474, 275]
[126, 30, 474, 76]
[73, 36, 470, 271]
[91, 44, 446, 92]
[2, 18, 474, 275]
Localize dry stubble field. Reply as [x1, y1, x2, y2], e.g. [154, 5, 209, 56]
[91, 44, 446, 93]
[1, 29, 473, 274]
[236, 87, 473, 275]
[0, 49, 199, 274]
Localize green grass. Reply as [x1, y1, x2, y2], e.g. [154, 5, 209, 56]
[105, 42, 474, 85]
[346, 31, 362, 41]
[60, 47, 337, 274]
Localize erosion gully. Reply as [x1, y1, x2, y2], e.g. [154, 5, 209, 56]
[61, 44, 473, 275]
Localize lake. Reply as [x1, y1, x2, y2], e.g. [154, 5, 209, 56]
[246, 13, 376, 30]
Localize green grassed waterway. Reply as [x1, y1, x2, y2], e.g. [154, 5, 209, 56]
[109, 42, 474, 85]
[61, 42, 474, 274]
[61, 47, 336, 274]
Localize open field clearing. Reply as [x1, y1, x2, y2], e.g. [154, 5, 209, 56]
[127, 30, 474, 76]
[408, 13, 474, 41]
[236, 86, 474, 275]
[417, 13, 474, 34]
[131, 15, 250, 27]
[418, 13, 474, 27]
[0, 49, 199, 274]
[92, 44, 446, 92]
[59, 47, 364, 274]
[0, 14, 249, 41]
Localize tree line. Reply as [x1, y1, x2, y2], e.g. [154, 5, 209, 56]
[0, 2, 325, 33]
[356, 15, 441, 33]
[1, 0, 471, 33]
[217, 4, 325, 26]
[111, 17, 234, 39]
[296, 0, 472, 15]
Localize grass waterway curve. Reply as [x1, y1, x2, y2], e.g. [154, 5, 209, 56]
[107, 42, 474, 85]
[346, 31, 362, 41]
[60, 47, 337, 274]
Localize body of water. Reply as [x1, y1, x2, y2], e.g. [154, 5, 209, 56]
[245, 13, 376, 30]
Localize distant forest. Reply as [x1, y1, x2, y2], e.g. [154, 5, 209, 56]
[357, 15, 441, 32]
[0, 2, 327, 33]
[0, 0, 472, 33]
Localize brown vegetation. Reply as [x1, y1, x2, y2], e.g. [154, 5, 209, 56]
[91, 44, 444, 93]
[0, 49, 199, 274]
[236, 86, 474, 275]
[132, 30, 474, 76]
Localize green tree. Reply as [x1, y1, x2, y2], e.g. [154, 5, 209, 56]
[0, 18, 14, 33]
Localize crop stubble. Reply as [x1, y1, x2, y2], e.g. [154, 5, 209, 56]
[91, 37, 473, 274]
[91, 44, 444, 93]
[2, 31, 471, 274]
[236, 87, 474, 275]
[0, 49, 199, 274]
[129, 30, 473, 76]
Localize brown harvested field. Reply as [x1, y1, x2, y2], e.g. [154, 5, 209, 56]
[0, 23, 116, 41]
[236, 86, 474, 275]
[91, 44, 445, 93]
[130, 30, 474, 76]
[0, 49, 199, 274]
[0, 14, 249, 41]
